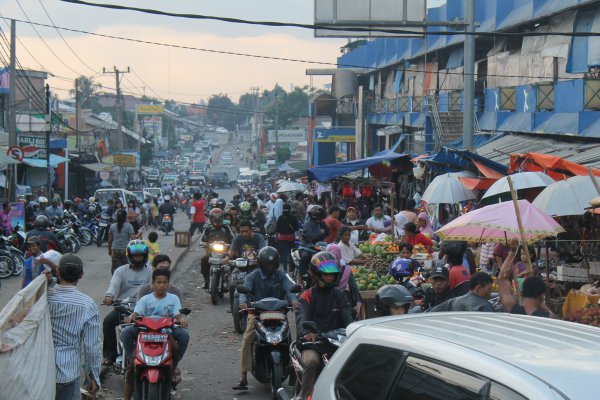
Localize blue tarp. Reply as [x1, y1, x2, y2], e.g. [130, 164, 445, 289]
[425, 147, 508, 176]
[446, 134, 494, 150]
[445, 47, 464, 69]
[307, 150, 409, 181]
[23, 154, 68, 168]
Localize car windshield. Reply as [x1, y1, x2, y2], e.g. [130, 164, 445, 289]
[146, 188, 161, 197]
[147, 168, 159, 176]
[238, 174, 251, 181]
[95, 190, 121, 206]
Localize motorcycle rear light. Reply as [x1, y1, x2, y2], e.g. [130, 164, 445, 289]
[259, 312, 285, 321]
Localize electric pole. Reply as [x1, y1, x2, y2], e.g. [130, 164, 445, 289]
[45, 84, 52, 198]
[75, 78, 80, 150]
[103, 66, 130, 186]
[463, 0, 475, 151]
[275, 91, 279, 163]
[7, 20, 16, 202]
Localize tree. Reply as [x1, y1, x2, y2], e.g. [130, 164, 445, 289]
[207, 93, 235, 129]
[277, 146, 291, 163]
[70, 76, 102, 111]
[262, 85, 309, 128]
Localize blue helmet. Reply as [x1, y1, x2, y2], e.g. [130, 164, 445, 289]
[388, 258, 414, 280]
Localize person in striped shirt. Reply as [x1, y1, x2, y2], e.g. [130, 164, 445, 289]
[47, 253, 101, 400]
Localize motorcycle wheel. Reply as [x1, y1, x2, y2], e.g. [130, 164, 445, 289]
[96, 228, 105, 247]
[11, 253, 24, 276]
[0, 255, 15, 279]
[71, 237, 81, 253]
[80, 229, 93, 246]
[146, 381, 170, 400]
[270, 362, 284, 397]
[232, 294, 247, 334]
[210, 271, 219, 305]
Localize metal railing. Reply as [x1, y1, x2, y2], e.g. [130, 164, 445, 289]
[424, 96, 445, 151]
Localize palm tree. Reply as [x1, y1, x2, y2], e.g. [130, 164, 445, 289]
[70, 76, 102, 110]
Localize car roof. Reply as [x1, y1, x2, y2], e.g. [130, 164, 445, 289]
[349, 312, 600, 397]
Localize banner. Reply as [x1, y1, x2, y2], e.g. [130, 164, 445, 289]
[136, 105, 164, 114]
[141, 116, 162, 139]
[8, 202, 25, 232]
[267, 130, 306, 143]
[113, 154, 137, 167]
[314, 127, 356, 143]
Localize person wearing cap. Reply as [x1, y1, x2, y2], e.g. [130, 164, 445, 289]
[341, 206, 367, 245]
[47, 254, 101, 399]
[430, 272, 495, 313]
[21, 235, 58, 288]
[421, 265, 455, 311]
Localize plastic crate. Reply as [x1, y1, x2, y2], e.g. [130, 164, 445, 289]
[174, 231, 190, 248]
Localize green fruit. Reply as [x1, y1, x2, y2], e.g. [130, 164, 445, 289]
[358, 284, 367, 291]
[367, 284, 375, 290]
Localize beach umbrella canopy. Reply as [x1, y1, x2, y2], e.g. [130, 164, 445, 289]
[482, 172, 554, 202]
[533, 176, 600, 217]
[276, 181, 307, 193]
[435, 199, 565, 244]
[422, 172, 478, 204]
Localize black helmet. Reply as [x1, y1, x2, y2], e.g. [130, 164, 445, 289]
[63, 200, 73, 208]
[35, 215, 49, 229]
[216, 198, 226, 210]
[257, 246, 280, 277]
[309, 251, 340, 289]
[375, 285, 414, 316]
[126, 239, 149, 268]
[308, 205, 326, 221]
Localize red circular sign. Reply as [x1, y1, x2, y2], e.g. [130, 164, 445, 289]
[6, 146, 24, 162]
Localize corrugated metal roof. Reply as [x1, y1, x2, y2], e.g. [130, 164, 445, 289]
[475, 133, 600, 168]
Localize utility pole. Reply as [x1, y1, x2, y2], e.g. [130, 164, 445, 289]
[462, 0, 475, 151]
[275, 91, 279, 163]
[75, 78, 80, 150]
[103, 66, 130, 186]
[45, 84, 52, 198]
[7, 20, 16, 202]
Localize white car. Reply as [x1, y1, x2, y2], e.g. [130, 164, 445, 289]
[216, 127, 228, 134]
[302, 313, 600, 400]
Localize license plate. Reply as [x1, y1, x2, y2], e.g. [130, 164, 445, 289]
[208, 257, 222, 264]
[140, 333, 168, 342]
[232, 272, 246, 282]
[99, 223, 108, 227]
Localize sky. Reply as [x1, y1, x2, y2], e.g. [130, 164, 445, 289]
[0, 0, 444, 105]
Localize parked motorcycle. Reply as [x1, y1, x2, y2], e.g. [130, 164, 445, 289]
[237, 285, 301, 397]
[0, 236, 25, 277]
[161, 214, 173, 235]
[68, 214, 93, 246]
[229, 257, 257, 333]
[203, 241, 230, 305]
[0, 249, 15, 279]
[131, 308, 191, 400]
[283, 321, 347, 399]
[96, 214, 111, 247]
[54, 223, 80, 254]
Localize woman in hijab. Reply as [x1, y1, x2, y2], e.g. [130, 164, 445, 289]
[326, 243, 362, 320]
[417, 211, 434, 234]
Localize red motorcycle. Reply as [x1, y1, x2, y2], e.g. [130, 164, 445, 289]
[132, 308, 190, 400]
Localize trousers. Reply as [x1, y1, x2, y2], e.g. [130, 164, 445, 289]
[240, 314, 255, 373]
[300, 349, 321, 400]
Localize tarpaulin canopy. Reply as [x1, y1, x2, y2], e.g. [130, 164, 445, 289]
[424, 148, 509, 176]
[307, 150, 410, 181]
[22, 154, 68, 168]
[459, 177, 497, 191]
[510, 152, 600, 180]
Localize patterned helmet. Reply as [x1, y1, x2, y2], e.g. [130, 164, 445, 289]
[309, 251, 340, 289]
[126, 239, 149, 267]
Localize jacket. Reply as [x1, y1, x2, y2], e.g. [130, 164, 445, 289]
[302, 219, 328, 244]
[296, 286, 352, 338]
[200, 224, 235, 245]
[429, 291, 494, 313]
[239, 268, 297, 305]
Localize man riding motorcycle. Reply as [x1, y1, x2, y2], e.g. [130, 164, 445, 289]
[375, 284, 415, 316]
[101, 240, 152, 365]
[295, 251, 352, 400]
[228, 220, 266, 261]
[200, 208, 235, 289]
[158, 195, 176, 222]
[232, 246, 299, 392]
[26, 215, 59, 252]
[297, 205, 329, 284]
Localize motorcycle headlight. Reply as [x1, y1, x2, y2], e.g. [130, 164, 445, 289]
[138, 341, 168, 366]
[211, 243, 225, 252]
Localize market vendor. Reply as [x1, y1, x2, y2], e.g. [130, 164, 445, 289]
[417, 211, 434, 234]
[403, 222, 433, 252]
[337, 227, 367, 265]
[324, 206, 366, 244]
[341, 207, 367, 244]
[366, 204, 393, 234]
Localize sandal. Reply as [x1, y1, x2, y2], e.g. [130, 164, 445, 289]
[232, 380, 248, 391]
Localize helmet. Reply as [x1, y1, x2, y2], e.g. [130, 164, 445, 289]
[210, 198, 218, 207]
[34, 215, 49, 229]
[257, 246, 280, 277]
[29, 201, 39, 209]
[375, 285, 414, 316]
[126, 239, 149, 267]
[164, 195, 171, 201]
[88, 197, 96, 203]
[209, 208, 224, 227]
[309, 251, 340, 289]
[63, 200, 73, 208]
[38, 196, 48, 204]
[216, 198, 226, 210]
[308, 205, 326, 221]
[388, 258, 414, 280]
[239, 201, 251, 218]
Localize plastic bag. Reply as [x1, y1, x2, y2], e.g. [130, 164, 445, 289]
[35, 250, 62, 267]
[0, 275, 55, 399]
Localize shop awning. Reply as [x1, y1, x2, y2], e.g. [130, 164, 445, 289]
[23, 154, 68, 168]
[472, 159, 505, 179]
[459, 177, 497, 191]
[307, 150, 410, 181]
[81, 163, 117, 172]
[510, 152, 600, 179]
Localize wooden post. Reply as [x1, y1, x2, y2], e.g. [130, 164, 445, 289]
[588, 167, 600, 196]
[507, 176, 532, 305]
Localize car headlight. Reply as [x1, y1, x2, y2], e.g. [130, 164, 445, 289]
[211, 243, 225, 252]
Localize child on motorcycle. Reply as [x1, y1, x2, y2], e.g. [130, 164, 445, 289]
[295, 251, 353, 400]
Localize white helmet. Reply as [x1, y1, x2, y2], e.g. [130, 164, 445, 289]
[38, 196, 48, 203]
[89, 197, 96, 203]
[164, 195, 171, 201]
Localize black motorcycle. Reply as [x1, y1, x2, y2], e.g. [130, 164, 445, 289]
[96, 214, 111, 247]
[229, 257, 257, 333]
[284, 321, 347, 399]
[237, 286, 301, 398]
[292, 242, 328, 289]
[202, 241, 230, 305]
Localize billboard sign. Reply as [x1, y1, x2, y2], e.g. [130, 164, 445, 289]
[136, 105, 164, 114]
[113, 154, 137, 167]
[141, 116, 162, 139]
[267, 130, 306, 143]
[314, 0, 426, 38]
[18, 135, 47, 159]
[314, 127, 356, 142]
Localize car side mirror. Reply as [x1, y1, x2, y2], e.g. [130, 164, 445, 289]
[179, 308, 192, 316]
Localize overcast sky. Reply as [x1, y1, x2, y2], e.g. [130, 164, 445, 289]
[0, 0, 443, 104]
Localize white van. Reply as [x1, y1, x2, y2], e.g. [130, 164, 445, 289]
[237, 170, 259, 187]
[94, 188, 137, 210]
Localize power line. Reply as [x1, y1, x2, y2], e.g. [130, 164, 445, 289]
[14, 0, 84, 76]
[0, 16, 574, 82]
[0, 10, 50, 74]
[35, 0, 99, 74]
[59, 0, 600, 38]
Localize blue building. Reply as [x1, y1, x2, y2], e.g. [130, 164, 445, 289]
[334, 0, 600, 161]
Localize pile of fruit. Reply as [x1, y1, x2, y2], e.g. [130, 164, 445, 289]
[362, 253, 392, 275]
[565, 306, 600, 326]
[359, 243, 386, 257]
[353, 266, 397, 291]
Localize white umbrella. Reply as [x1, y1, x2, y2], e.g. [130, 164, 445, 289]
[482, 171, 554, 201]
[276, 181, 307, 193]
[533, 176, 600, 216]
[422, 172, 479, 204]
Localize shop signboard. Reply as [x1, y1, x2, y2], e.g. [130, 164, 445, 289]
[267, 130, 306, 143]
[18, 135, 47, 159]
[136, 105, 164, 115]
[141, 116, 162, 139]
[113, 154, 137, 167]
[314, 127, 356, 142]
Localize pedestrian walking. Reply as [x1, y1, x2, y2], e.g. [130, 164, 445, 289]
[108, 210, 139, 274]
[189, 192, 206, 236]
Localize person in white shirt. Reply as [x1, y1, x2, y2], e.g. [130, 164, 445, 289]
[337, 227, 367, 265]
[366, 203, 392, 234]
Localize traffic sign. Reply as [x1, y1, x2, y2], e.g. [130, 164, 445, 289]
[6, 146, 24, 162]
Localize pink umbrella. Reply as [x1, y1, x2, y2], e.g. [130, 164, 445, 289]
[435, 199, 565, 244]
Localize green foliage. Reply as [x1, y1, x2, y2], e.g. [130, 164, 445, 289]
[207, 93, 235, 130]
[71, 76, 102, 112]
[277, 146, 292, 163]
